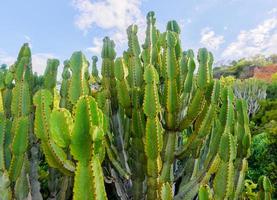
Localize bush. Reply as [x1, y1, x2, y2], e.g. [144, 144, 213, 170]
[248, 99, 277, 198]
[247, 131, 277, 198]
[267, 80, 277, 100]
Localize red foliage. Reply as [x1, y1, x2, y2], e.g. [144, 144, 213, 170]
[253, 64, 277, 82]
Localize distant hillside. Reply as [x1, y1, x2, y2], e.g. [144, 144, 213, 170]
[213, 54, 277, 82]
[214, 64, 277, 82]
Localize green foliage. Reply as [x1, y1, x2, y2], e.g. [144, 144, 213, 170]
[266, 81, 277, 100]
[214, 53, 277, 78]
[272, 72, 277, 82]
[219, 75, 236, 86]
[247, 98, 277, 198]
[247, 132, 277, 186]
[242, 179, 258, 199]
[253, 100, 277, 127]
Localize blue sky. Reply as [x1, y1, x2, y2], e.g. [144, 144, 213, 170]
[0, 0, 276, 74]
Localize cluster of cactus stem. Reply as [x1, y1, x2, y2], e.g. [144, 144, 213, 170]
[0, 11, 273, 200]
[233, 78, 267, 117]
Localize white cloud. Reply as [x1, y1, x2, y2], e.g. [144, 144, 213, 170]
[178, 19, 185, 31]
[200, 27, 225, 50]
[72, 0, 145, 55]
[268, 8, 277, 15]
[86, 37, 103, 55]
[24, 35, 32, 48]
[0, 49, 16, 66]
[222, 17, 277, 59]
[179, 18, 192, 31]
[0, 49, 57, 75]
[32, 53, 56, 75]
[72, 0, 144, 31]
[24, 35, 31, 41]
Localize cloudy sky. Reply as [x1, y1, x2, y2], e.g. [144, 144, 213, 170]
[0, 0, 276, 74]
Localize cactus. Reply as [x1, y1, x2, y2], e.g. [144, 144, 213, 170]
[68, 51, 90, 104]
[8, 43, 32, 199]
[0, 43, 42, 199]
[83, 11, 254, 200]
[143, 65, 163, 199]
[43, 58, 59, 93]
[33, 52, 113, 199]
[257, 176, 273, 200]
[33, 89, 107, 199]
[0, 11, 271, 200]
[90, 56, 100, 83]
[233, 78, 267, 117]
[109, 12, 253, 200]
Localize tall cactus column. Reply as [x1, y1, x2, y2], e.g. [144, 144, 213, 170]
[159, 22, 183, 194]
[126, 24, 146, 199]
[69, 95, 107, 200]
[59, 60, 71, 109]
[9, 43, 33, 198]
[98, 37, 132, 196]
[160, 29, 180, 187]
[143, 65, 163, 199]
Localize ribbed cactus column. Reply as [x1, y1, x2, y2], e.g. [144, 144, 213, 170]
[156, 22, 183, 198]
[143, 65, 163, 199]
[0, 66, 13, 118]
[68, 51, 90, 105]
[34, 89, 75, 175]
[9, 43, 33, 198]
[126, 24, 146, 199]
[142, 11, 160, 67]
[59, 60, 71, 109]
[0, 66, 13, 183]
[99, 37, 118, 113]
[233, 99, 251, 199]
[159, 29, 180, 189]
[91, 56, 100, 84]
[43, 59, 59, 94]
[0, 113, 12, 200]
[257, 176, 273, 199]
[90, 56, 100, 96]
[97, 37, 132, 198]
[213, 88, 236, 199]
[69, 95, 107, 200]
